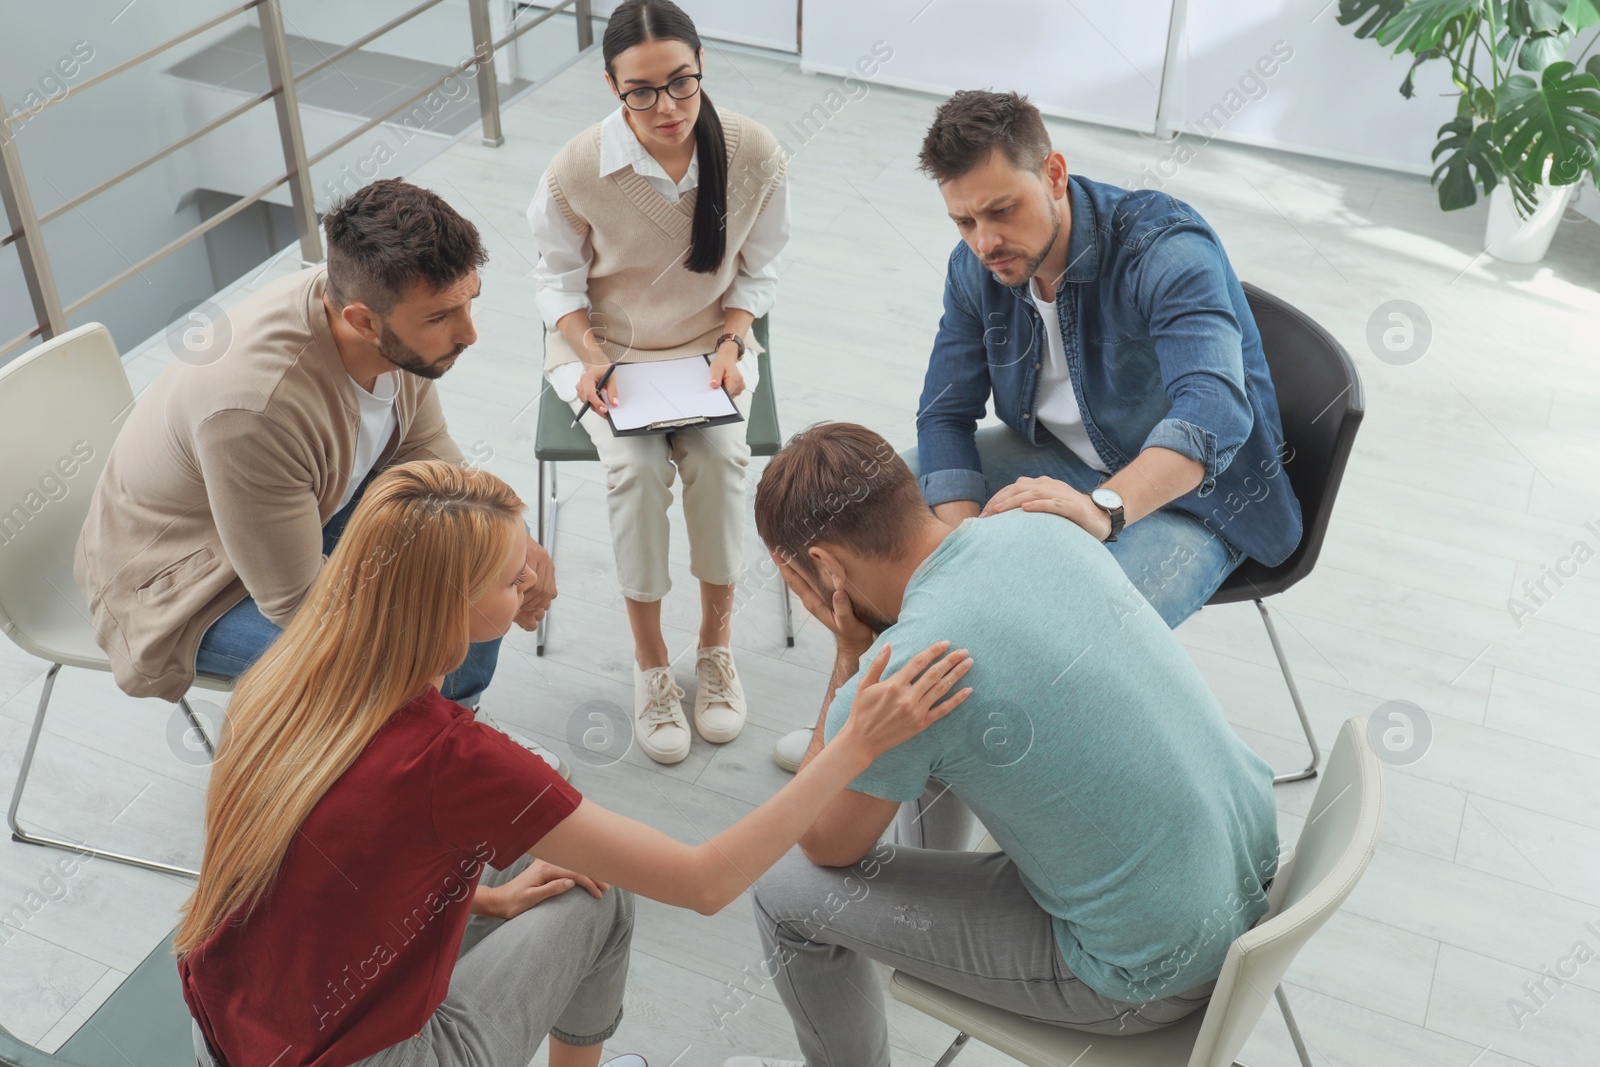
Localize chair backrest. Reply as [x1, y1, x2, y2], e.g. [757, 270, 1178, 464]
[0, 324, 132, 655]
[1186, 717, 1385, 1067]
[1218, 284, 1365, 600]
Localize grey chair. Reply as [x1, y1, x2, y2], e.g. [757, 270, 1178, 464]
[531, 315, 792, 654]
[0, 324, 225, 879]
[1208, 284, 1365, 785]
[0, 930, 192, 1067]
[891, 715, 1385, 1067]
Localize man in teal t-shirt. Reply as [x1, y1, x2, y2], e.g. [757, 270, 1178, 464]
[741, 422, 1278, 1067]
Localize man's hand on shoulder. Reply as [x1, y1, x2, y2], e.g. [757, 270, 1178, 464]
[982, 476, 1113, 541]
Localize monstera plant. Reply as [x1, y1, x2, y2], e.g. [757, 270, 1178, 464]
[1339, 0, 1600, 216]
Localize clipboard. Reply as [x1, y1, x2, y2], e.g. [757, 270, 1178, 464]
[603, 353, 745, 437]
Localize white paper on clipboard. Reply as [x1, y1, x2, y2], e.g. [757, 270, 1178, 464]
[606, 354, 738, 433]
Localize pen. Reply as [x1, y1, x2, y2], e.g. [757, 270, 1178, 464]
[571, 362, 619, 427]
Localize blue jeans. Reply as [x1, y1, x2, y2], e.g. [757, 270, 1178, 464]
[195, 470, 502, 707]
[903, 426, 1243, 628]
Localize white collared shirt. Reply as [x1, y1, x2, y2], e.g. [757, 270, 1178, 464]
[528, 107, 788, 400]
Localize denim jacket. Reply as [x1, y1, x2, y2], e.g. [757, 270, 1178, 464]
[915, 175, 1303, 567]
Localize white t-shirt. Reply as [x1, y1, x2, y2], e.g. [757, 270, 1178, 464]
[336, 371, 400, 512]
[1030, 279, 1109, 474]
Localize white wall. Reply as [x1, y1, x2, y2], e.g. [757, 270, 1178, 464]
[800, 0, 1176, 134]
[1164, 0, 1458, 175]
[582, 0, 798, 53]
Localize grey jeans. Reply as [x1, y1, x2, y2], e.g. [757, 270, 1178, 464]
[751, 787, 1214, 1067]
[193, 857, 634, 1067]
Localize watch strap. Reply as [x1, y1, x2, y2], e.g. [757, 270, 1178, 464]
[716, 332, 746, 360]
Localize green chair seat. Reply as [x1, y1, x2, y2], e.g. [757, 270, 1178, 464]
[1, 930, 193, 1067]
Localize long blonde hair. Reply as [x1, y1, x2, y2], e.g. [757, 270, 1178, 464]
[175, 461, 525, 956]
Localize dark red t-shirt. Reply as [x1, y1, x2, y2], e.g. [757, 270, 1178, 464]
[178, 687, 582, 1067]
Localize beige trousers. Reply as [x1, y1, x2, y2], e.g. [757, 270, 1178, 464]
[574, 387, 753, 602]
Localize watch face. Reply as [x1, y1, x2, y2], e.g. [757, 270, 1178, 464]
[1091, 487, 1123, 510]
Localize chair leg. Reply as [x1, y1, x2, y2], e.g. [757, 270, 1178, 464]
[7, 663, 200, 879]
[1227, 987, 1314, 1067]
[537, 460, 559, 657]
[780, 580, 795, 648]
[1276, 985, 1314, 1067]
[1255, 599, 1321, 785]
[931, 1032, 971, 1067]
[177, 697, 216, 759]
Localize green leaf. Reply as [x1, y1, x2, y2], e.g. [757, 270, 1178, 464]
[1337, 0, 1408, 36]
[1375, 0, 1482, 53]
[1517, 30, 1574, 70]
[1474, 84, 1499, 118]
[1431, 114, 1503, 208]
[1508, 0, 1566, 32]
[1564, 0, 1600, 31]
[1401, 49, 1443, 96]
[1494, 60, 1600, 186]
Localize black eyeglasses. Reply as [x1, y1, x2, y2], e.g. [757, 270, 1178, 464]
[617, 71, 702, 111]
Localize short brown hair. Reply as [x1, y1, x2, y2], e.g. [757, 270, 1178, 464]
[754, 422, 930, 589]
[918, 90, 1051, 183]
[323, 178, 487, 314]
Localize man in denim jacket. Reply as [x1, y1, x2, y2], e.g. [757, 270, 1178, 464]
[912, 89, 1301, 626]
[771, 90, 1303, 779]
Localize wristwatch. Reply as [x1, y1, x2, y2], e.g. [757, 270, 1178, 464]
[1090, 486, 1125, 543]
[715, 332, 746, 361]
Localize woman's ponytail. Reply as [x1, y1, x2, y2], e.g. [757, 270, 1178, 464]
[686, 91, 728, 273]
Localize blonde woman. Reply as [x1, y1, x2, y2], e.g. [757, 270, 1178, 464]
[527, 0, 789, 764]
[175, 461, 973, 1067]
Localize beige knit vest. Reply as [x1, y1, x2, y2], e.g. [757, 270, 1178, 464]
[543, 108, 785, 373]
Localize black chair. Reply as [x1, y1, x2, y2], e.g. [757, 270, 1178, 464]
[531, 315, 792, 655]
[1, 932, 192, 1067]
[1207, 283, 1365, 785]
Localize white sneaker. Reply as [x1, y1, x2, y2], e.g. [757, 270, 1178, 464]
[600, 1056, 647, 1067]
[634, 662, 691, 764]
[694, 646, 747, 743]
[478, 712, 572, 781]
[772, 727, 813, 773]
[722, 1058, 804, 1066]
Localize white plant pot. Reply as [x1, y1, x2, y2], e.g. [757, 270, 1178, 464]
[1485, 181, 1574, 263]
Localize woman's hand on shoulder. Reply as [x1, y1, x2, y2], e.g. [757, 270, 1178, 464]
[838, 641, 974, 759]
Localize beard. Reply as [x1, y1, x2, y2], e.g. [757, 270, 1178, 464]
[377, 321, 465, 381]
[985, 195, 1062, 287]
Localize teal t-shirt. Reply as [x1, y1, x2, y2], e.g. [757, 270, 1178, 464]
[822, 511, 1279, 1004]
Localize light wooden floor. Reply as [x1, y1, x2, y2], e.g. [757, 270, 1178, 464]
[5, 41, 1600, 1067]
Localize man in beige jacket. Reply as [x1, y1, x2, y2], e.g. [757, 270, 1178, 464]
[75, 179, 555, 722]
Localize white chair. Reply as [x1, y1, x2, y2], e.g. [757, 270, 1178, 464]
[0, 323, 229, 879]
[890, 716, 1385, 1067]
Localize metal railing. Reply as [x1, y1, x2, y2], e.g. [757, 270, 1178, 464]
[0, 0, 594, 360]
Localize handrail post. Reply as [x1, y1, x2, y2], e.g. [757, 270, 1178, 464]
[0, 94, 67, 342]
[258, 0, 324, 262]
[468, 0, 505, 148]
[576, 0, 594, 51]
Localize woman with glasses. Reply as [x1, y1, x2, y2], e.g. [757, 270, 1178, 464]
[527, 0, 789, 765]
